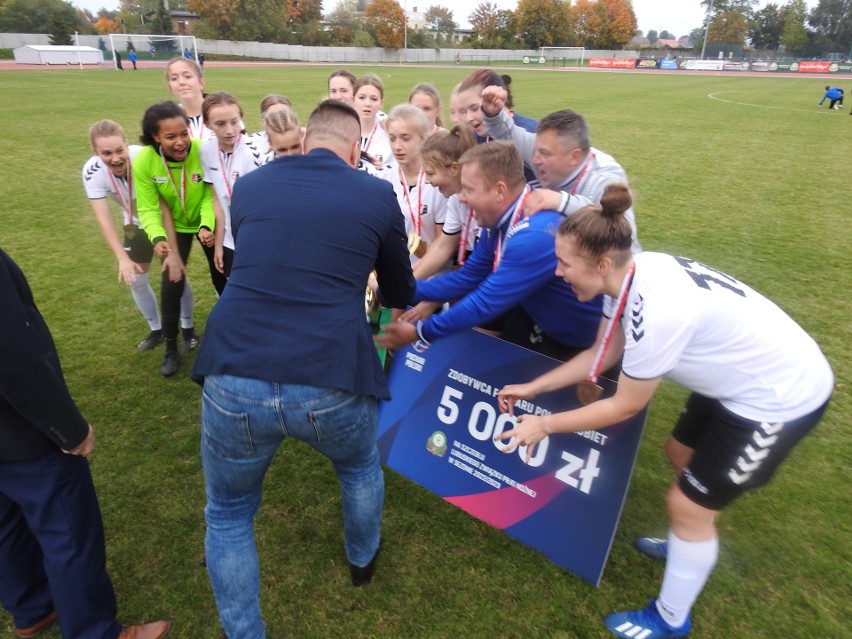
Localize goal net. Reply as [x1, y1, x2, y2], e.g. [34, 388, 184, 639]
[108, 33, 198, 69]
[539, 46, 585, 67]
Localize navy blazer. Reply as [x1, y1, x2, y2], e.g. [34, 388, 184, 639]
[0, 248, 89, 461]
[192, 148, 415, 399]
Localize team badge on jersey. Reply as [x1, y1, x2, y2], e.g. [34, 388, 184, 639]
[191, 173, 203, 183]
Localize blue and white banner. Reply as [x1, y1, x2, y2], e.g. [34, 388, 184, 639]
[377, 329, 647, 586]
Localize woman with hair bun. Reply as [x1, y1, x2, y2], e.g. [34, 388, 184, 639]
[496, 184, 833, 639]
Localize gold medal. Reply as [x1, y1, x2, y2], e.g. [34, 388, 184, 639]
[577, 380, 604, 406]
[123, 223, 139, 240]
[407, 232, 421, 256]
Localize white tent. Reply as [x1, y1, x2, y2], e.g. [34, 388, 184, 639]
[14, 45, 103, 65]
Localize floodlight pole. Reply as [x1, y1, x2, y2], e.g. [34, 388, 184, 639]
[700, 0, 714, 60]
[403, 0, 408, 64]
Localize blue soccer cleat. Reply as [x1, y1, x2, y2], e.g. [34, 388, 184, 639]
[635, 537, 668, 561]
[605, 600, 691, 638]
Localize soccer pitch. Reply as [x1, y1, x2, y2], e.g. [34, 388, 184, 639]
[0, 64, 847, 638]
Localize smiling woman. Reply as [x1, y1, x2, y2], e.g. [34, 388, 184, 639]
[132, 100, 222, 377]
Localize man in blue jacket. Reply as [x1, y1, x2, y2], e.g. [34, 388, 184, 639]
[378, 141, 601, 361]
[819, 85, 844, 110]
[192, 100, 415, 639]
[0, 248, 169, 639]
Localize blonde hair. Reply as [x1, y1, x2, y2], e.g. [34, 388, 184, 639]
[421, 125, 476, 168]
[263, 108, 300, 136]
[89, 119, 126, 147]
[386, 103, 430, 138]
[165, 56, 204, 81]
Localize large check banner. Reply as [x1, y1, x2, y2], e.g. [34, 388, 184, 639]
[377, 329, 647, 586]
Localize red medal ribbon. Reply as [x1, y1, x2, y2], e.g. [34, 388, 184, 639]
[160, 149, 186, 213]
[569, 152, 596, 195]
[106, 163, 135, 225]
[217, 135, 241, 202]
[400, 167, 424, 236]
[492, 185, 532, 272]
[457, 207, 475, 266]
[586, 262, 636, 384]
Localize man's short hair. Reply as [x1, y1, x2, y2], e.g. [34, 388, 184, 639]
[305, 99, 361, 148]
[536, 109, 591, 154]
[458, 140, 525, 190]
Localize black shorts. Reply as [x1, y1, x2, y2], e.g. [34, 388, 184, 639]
[673, 393, 830, 510]
[124, 226, 154, 264]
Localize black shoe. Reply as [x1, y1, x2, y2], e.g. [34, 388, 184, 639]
[137, 329, 164, 352]
[180, 327, 199, 352]
[160, 345, 181, 377]
[350, 548, 380, 587]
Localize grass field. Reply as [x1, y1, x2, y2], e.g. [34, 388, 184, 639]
[0, 64, 849, 639]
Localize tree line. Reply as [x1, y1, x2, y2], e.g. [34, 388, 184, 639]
[1, 0, 849, 57]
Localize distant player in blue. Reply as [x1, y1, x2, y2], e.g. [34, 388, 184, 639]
[184, 48, 193, 60]
[818, 86, 844, 110]
[128, 49, 137, 70]
[378, 141, 602, 362]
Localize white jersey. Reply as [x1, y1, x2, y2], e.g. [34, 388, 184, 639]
[376, 165, 447, 263]
[200, 136, 264, 250]
[361, 120, 393, 167]
[186, 113, 215, 143]
[249, 130, 270, 156]
[82, 145, 142, 225]
[606, 252, 833, 422]
[442, 194, 479, 261]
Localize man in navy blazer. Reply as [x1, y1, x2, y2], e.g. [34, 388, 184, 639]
[0, 248, 169, 639]
[192, 100, 414, 639]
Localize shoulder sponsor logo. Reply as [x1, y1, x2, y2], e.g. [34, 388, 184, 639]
[152, 176, 168, 183]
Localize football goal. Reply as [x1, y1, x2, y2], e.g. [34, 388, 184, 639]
[539, 46, 586, 67]
[107, 33, 198, 69]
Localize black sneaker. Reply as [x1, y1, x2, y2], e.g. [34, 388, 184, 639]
[137, 329, 164, 352]
[160, 349, 181, 377]
[181, 327, 199, 352]
[350, 547, 380, 587]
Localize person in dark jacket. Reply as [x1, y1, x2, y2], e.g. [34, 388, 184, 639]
[0, 248, 169, 639]
[192, 100, 415, 639]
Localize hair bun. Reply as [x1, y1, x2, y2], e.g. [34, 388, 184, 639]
[599, 183, 632, 218]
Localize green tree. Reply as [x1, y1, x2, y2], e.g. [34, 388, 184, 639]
[0, 0, 83, 34]
[646, 28, 658, 43]
[149, 0, 175, 35]
[781, 0, 809, 53]
[365, 0, 404, 49]
[326, 0, 361, 45]
[749, 3, 784, 50]
[659, 30, 674, 40]
[424, 5, 455, 43]
[808, 0, 852, 52]
[700, 0, 758, 21]
[515, 0, 571, 49]
[468, 2, 501, 43]
[47, 8, 76, 44]
[707, 9, 748, 45]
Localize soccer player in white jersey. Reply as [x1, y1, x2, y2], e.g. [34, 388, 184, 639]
[200, 92, 264, 279]
[262, 108, 303, 160]
[375, 105, 447, 266]
[166, 57, 214, 143]
[413, 125, 479, 281]
[248, 94, 293, 157]
[83, 119, 196, 351]
[496, 185, 833, 639]
[354, 74, 392, 169]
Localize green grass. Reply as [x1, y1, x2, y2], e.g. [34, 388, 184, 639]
[0, 64, 849, 638]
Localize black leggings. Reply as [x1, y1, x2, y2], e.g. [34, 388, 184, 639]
[161, 233, 227, 340]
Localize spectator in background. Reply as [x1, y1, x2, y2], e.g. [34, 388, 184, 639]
[0, 247, 170, 639]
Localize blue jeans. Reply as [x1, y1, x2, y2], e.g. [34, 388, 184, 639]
[201, 375, 383, 639]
